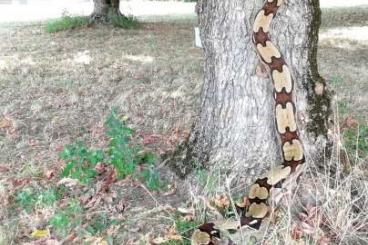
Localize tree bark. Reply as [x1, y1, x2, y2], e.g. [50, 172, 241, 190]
[172, 0, 333, 187]
[91, 0, 123, 20]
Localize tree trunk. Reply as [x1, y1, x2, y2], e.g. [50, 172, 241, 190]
[172, 0, 333, 187]
[91, 0, 123, 20]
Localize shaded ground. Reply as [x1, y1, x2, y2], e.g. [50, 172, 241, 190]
[0, 6, 367, 245]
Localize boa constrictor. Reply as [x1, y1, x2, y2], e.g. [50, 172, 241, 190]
[191, 0, 306, 244]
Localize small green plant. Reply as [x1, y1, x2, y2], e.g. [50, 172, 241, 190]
[109, 15, 141, 29]
[175, 217, 201, 238]
[15, 188, 37, 212]
[105, 110, 163, 189]
[15, 187, 60, 212]
[105, 111, 137, 179]
[162, 215, 201, 245]
[60, 110, 162, 190]
[50, 199, 83, 237]
[60, 141, 104, 184]
[37, 188, 59, 206]
[45, 15, 90, 33]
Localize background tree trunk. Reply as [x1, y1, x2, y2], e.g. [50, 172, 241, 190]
[172, 0, 333, 187]
[91, 0, 123, 20]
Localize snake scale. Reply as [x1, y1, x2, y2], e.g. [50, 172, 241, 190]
[191, 0, 306, 244]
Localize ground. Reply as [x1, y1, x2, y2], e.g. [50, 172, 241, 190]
[0, 6, 367, 245]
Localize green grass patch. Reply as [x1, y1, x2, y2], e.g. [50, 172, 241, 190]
[60, 109, 163, 190]
[45, 15, 90, 33]
[49, 199, 83, 237]
[343, 124, 368, 162]
[15, 187, 60, 212]
[109, 15, 141, 29]
[60, 142, 103, 184]
[44, 13, 140, 33]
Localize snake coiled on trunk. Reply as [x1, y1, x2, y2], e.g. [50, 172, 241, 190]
[191, 0, 306, 244]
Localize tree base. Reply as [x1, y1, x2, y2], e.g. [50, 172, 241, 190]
[90, 8, 125, 23]
[163, 139, 196, 179]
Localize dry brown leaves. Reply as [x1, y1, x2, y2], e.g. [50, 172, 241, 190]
[292, 206, 332, 244]
[0, 115, 17, 138]
[341, 115, 359, 130]
[213, 194, 230, 210]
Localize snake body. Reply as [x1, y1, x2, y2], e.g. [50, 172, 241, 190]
[191, 0, 306, 244]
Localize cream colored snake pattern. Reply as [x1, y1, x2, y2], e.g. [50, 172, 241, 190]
[191, 0, 305, 244]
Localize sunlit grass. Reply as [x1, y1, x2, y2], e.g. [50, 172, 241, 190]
[45, 14, 141, 33]
[45, 15, 90, 33]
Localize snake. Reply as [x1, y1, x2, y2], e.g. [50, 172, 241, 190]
[191, 0, 306, 244]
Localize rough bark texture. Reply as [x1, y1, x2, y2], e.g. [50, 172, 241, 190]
[172, 0, 332, 187]
[91, 0, 122, 20]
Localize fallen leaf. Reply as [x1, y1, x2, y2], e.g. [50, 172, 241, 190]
[0, 117, 11, 129]
[291, 225, 304, 240]
[177, 207, 194, 215]
[95, 163, 106, 174]
[140, 132, 161, 145]
[183, 214, 194, 222]
[236, 196, 250, 208]
[300, 222, 315, 234]
[167, 234, 182, 241]
[97, 168, 116, 193]
[84, 236, 108, 245]
[151, 237, 168, 244]
[214, 219, 239, 230]
[213, 194, 230, 209]
[57, 178, 79, 187]
[44, 170, 54, 180]
[0, 165, 9, 173]
[12, 178, 31, 187]
[318, 236, 331, 245]
[341, 115, 358, 130]
[31, 228, 50, 239]
[163, 182, 177, 196]
[166, 226, 179, 237]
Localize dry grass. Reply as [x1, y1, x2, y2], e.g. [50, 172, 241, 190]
[0, 7, 367, 245]
[186, 107, 368, 244]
